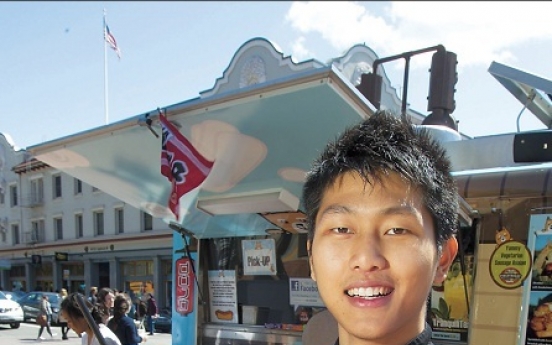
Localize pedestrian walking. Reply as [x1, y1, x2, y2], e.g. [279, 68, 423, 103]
[145, 293, 158, 335]
[36, 294, 57, 340]
[58, 288, 70, 340]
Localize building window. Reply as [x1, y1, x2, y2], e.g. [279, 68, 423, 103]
[53, 174, 62, 198]
[93, 210, 104, 236]
[31, 219, 45, 243]
[115, 208, 124, 234]
[142, 212, 153, 231]
[74, 178, 82, 195]
[11, 224, 19, 245]
[0, 189, 5, 205]
[123, 260, 153, 276]
[75, 213, 83, 238]
[9, 185, 17, 207]
[30, 178, 44, 205]
[62, 263, 84, 276]
[54, 217, 63, 240]
[162, 259, 173, 275]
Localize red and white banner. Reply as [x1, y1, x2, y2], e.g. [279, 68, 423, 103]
[159, 114, 214, 220]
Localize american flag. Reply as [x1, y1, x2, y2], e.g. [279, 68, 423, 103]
[104, 24, 121, 59]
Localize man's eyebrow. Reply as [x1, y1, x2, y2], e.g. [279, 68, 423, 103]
[380, 205, 419, 216]
[318, 204, 352, 219]
[318, 204, 419, 219]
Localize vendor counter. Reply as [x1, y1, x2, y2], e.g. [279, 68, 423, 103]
[201, 323, 303, 345]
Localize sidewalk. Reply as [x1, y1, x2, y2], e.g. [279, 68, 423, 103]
[138, 331, 172, 345]
[29, 323, 172, 345]
[57, 332, 171, 345]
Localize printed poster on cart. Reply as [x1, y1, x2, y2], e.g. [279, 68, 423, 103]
[289, 277, 325, 307]
[521, 214, 552, 345]
[242, 238, 276, 275]
[208, 270, 238, 323]
[429, 255, 474, 343]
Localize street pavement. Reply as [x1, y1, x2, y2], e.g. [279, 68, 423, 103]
[1, 321, 172, 345]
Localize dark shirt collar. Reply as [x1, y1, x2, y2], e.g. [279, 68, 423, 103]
[334, 323, 433, 345]
[407, 323, 432, 345]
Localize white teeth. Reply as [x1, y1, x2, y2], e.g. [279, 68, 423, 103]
[347, 287, 391, 298]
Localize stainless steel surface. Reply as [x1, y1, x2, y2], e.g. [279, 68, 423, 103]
[201, 323, 302, 345]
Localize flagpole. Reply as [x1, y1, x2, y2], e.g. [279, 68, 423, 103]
[103, 8, 109, 125]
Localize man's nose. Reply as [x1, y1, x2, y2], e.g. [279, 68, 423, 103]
[349, 235, 388, 272]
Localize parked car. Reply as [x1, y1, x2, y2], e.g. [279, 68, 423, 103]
[1, 290, 25, 302]
[17, 291, 61, 325]
[0, 290, 24, 329]
[144, 310, 172, 334]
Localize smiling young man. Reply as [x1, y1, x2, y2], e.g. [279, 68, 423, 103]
[302, 111, 459, 345]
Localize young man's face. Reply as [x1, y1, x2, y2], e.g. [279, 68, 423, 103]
[308, 172, 457, 345]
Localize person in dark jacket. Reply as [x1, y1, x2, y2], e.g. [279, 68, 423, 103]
[107, 295, 144, 345]
[135, 297, 147, 322]
[145, 293, 158, 335]
[302, 111, 459, 345]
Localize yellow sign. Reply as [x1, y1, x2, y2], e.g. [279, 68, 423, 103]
[129, 281, 155, 296]
[55, 252, 68, 261]
[489, 240, 532, 289]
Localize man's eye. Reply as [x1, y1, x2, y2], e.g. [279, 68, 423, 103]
[331, 227, 351, 234]
[386, 228, 408, 235]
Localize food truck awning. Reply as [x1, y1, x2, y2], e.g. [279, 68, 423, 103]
[28, 65, 374, 239]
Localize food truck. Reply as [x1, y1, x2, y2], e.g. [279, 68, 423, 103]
[27, 37, 552, 345]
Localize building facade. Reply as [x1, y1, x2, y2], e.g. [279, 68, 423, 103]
[0, 134, 173, 309]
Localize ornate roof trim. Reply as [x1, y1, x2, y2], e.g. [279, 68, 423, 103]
[199, 37, 325, 99]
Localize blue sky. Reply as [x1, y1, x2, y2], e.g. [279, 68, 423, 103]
[2, 1, 552, 149]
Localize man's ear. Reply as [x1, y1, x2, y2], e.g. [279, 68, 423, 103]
[433, 236, 459, 285]
[307, 240, 317, 282]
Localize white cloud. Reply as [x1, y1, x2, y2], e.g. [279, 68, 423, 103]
[285, 1, 552, 70]
[286, 1, 397, 57]
[290, 36, 311, 62]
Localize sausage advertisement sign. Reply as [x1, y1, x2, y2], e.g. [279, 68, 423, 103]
[208, 270, 238, 323]
[489, 240, 531, 289]
[521, 214, 552, 344]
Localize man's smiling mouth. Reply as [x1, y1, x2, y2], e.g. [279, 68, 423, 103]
[347, 287, 393, 298]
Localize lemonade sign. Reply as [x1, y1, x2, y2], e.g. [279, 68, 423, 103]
[430, 255, 473, 342]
